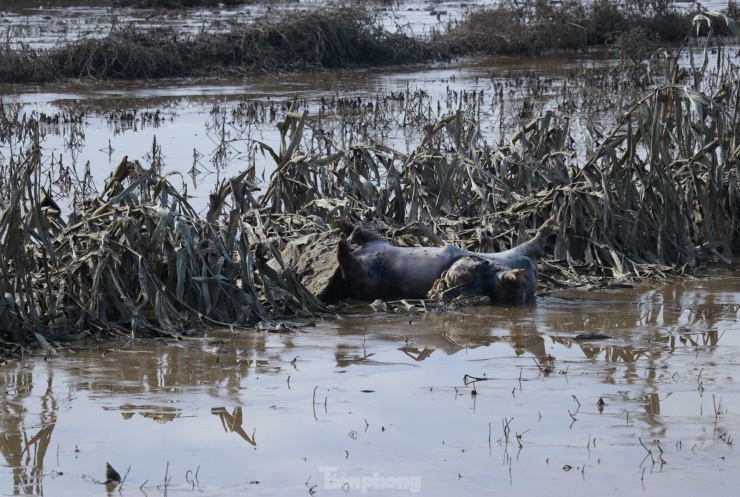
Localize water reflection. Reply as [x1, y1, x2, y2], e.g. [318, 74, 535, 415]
[0, 275, 739, 495]
[332, 275, 737, 373]
[104, 404, 182, 423]
[335, 343, 376, 368]
[0, 367, 57, 496]
[0, 423, 55, 495]
[399, 346, 434, 362]
[211, 407, 256, 446]
[434, 318, 551, 365]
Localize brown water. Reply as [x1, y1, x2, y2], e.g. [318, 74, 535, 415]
[2, 2, 740, 494]
[0, 54, 615, 214]
[1, 0, 734, 216]
[2, 271, 739, 496]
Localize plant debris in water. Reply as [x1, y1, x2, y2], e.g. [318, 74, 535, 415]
[0, 7, 435, 83]
[1, 1, 737, 83]
[112, 0, 252, 7]
[0, 5, 739, 348]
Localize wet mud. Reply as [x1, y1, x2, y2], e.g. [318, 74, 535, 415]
[2, 272, 739, 495]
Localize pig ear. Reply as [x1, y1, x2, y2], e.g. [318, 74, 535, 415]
[334, 216, 386, 245]
[500, 268, 525, 285]
[495, 268, 529, 302]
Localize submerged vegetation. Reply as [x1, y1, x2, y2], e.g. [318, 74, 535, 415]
[439, 0, 735, 55]
[0, 3, 739, 347]
[0, 8, 434, 82]
[2, 52, 739, 345]
[112, 0, 255, 7]
[0, 0, 737, 83]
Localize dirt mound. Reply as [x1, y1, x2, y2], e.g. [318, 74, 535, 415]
[278, 231, 340, 301]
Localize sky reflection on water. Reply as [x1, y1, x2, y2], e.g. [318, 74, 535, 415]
[1, 274, 739, 496]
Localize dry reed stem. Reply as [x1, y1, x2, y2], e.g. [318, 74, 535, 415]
[1, 11, 739, 346]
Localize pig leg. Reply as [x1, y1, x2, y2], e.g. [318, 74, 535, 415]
[336, 232, 383, 299]
[334, 216, 386, 245]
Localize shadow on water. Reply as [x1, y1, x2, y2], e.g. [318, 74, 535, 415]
[3, 273, 739, 495]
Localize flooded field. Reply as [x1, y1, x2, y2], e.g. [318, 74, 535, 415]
[0, 54, 614, 214]
[1, 0, 728, 49]
[2, 0, 740, 495]
[2, 273, 740, 496]
[0, 0, 488, 49]
[1, 0, 735, 213]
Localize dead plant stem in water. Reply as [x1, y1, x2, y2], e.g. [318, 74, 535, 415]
[0, 14, 739, 347]
[0, 2, 732, 83]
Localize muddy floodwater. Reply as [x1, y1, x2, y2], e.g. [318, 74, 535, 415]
[1, 0, 735, 214]
[0, 52, 616, 214]
[2, 1, 740, 495]
[2, 272, 739, 496]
